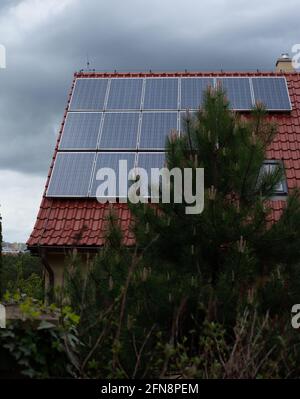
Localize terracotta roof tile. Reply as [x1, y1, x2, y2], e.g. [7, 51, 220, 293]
[27, 198, 133, 248]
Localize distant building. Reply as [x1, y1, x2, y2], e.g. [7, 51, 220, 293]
[2, 242, 27, 255]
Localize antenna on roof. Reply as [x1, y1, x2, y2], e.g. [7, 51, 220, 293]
[86, 53, 91, 71]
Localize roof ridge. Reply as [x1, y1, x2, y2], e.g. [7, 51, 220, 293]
[74, 71, 300, 79]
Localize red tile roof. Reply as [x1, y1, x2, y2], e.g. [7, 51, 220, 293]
[28, 199, 134, 248]
[27, 71, 300, 249]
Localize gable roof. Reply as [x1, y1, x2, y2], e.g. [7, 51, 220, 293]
[27, 71, 300, 250]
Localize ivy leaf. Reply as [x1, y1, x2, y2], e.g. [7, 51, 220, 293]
[37, 320, 56, 330]
[22, 368, 36, 378]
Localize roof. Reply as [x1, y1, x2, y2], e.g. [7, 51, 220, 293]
[28, 199, 134, 248]
[27, 71, 300, 250]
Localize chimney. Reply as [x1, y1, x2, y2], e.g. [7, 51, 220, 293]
[275, 53, 294, 73]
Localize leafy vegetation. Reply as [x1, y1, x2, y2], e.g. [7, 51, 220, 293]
[1, 253, 43, 300]
[0, 294, 80, 378]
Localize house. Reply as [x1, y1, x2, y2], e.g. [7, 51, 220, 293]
[27, 55, 300, 293]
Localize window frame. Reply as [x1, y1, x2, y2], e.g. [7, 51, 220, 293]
[261, 160, 288, 196]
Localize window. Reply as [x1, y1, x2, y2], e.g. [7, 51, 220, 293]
[260, 160, 288, 195]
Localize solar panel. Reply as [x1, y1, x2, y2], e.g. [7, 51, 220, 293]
[106, 78, 143, 110]
[252, 77, 291, 111]
[139, 112, 178, 150]
[143, 78, 178, 110]
[137, 152, 166, 173]
[98, 112, 139, 149]
[90, 152, 136, 198]
[181, 78, 214, 110]
[136, 152, 166, 197]
[47, 152, 95, 196]
[59, 113, 102, 149]
[70, 79, 108, 110]
[217, 78, 253, 110]
[179, 110, 197, 136]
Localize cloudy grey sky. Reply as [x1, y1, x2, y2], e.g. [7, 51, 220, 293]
[0, 0, 298, 242]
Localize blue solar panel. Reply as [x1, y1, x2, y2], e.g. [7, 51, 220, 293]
[139, 112, 178, 150]
[252, 77, 291, 111]
[106, 78, 143, 110]
[179, 110, 197, 135]
[99, 113, 139, 149]
[90, 152, 136, 198]
[47, 152, 95, 196]
[59, 113, 102, 149]
[137, 152, 166, 173]
[217, 78, 253, 110]
[134, 153, 166, 198]
[143, 78, 178, 110]
[181, 78, 214, 110]
[70, 79, 108, 110]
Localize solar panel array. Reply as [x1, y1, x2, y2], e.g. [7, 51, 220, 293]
[47, 76, 291, 197]
[68, 76, 291, 112]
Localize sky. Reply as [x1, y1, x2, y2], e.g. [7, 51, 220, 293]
[0, 0, 299, 242]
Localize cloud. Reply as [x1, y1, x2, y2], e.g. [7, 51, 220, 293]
[0, 170, 45, 242]
[0, 0, 76, 44]
[0, 0, 299, 241]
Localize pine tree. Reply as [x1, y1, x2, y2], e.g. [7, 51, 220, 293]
[66, 87, 300, 377]
[129, 86, 300, 326]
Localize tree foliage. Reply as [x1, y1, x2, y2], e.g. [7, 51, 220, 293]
[63, 87, 300, 378]
[1, 253, 43, 300]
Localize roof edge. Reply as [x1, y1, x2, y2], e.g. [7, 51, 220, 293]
[74, 71, 300, 79]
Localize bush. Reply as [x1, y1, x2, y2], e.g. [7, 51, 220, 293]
[1, 253, 43, 300]
[0, 294, 81, 378]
